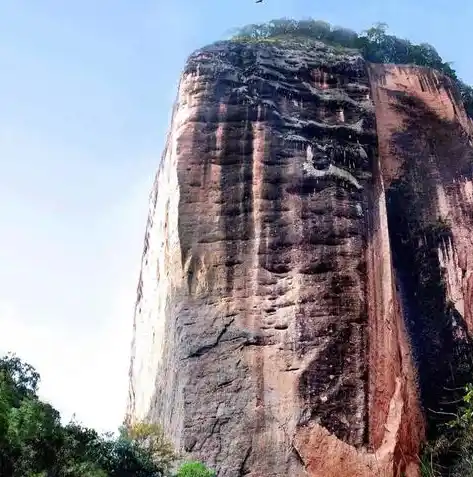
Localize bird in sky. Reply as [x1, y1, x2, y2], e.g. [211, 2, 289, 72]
[256, 0, 263, 3]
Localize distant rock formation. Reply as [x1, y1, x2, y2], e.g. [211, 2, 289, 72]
[126, 37, 473, 477]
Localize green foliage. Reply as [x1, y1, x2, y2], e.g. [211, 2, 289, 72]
[0, 353, 177, 477]
[230, 18, 473, 116]
[176, 461, 215, 477]
[230, 18, 359, 48]
[420, 383, 473, 476]
[121, 421, 178, 472]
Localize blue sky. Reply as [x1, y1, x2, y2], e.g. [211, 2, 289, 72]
[0, 0, 471, 434]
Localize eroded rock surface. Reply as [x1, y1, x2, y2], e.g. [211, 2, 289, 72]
[370, 64, 473, 428]
[126, 39, 473, 477]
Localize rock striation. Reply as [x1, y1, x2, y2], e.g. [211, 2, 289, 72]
[126, 38, 473, 477]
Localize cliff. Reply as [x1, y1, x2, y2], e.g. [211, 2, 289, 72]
[126, 37, 473, 477]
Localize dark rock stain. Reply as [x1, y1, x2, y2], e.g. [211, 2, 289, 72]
[386, 92, 473, 438]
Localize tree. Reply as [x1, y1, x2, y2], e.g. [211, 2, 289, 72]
[0, 353, 40, 398]
[122, 421, 177, 473]
[6, 398, 63, 476]
[329, 26, 358, 48]
[362, 22, 388, 44]
[0, 354, 178, 477]
[0, 354, 63, 476]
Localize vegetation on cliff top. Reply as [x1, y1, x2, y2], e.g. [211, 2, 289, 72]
[0, 353, 214, 477]
[230, 19, 473, 116]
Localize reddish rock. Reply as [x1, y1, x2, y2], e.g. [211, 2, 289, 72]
[126, 40, 473, 477]
[370, 63, 473, 428]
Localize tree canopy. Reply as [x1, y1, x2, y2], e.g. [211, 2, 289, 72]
[230, 19, 473, 116]
[0, 353, 214, 477]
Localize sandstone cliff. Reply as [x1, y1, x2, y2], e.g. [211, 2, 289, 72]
[126, 37, 473, 477]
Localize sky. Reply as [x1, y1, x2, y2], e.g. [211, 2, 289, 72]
[0, 0, 471, 434]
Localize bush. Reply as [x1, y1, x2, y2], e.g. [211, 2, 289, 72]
[421, 383, 473, 476]
[176, 461, 215, 477]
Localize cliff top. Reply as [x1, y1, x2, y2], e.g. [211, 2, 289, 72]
[186, 19, 473, 117]
[186, 36, 363, 76]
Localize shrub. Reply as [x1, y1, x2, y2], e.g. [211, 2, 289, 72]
[176, 461, 216, 477]
[421, 383, 473, 476]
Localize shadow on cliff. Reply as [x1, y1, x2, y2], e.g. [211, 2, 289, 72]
[385, 91, 473, 438]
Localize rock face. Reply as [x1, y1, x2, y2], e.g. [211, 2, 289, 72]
[369, 64, 473, 424]
[126, 38, 473, 477]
